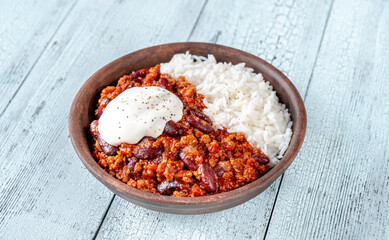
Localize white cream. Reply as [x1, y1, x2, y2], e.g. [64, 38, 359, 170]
[98, 87, 183, 146]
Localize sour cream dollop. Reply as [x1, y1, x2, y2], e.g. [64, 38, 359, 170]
[98, 87, 183, 146]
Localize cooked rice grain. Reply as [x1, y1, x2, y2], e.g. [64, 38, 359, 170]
[161, 52, 292, 166]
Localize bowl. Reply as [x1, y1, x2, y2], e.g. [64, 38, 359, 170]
[68, 42, 306, 214]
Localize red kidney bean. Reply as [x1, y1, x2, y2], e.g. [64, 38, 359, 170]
[179, 150, 199, 171]
[186, 115, 213, 134]
[127, 157, 138, 173]
[140, 136, 156, 142]
[158, 78, 173, 91]
[102, 98, 110, 106]
[156, 66, 160, 78]
[157, 180, 181, 195]
[187, 107, 211, 123]
[163, 120, 184, 137]
[200, 163, 217, 193]
[253, 152, 270, 164]
[95, 99, 111, 118]
[90, 120, 99, 138]
[90, 120, 118, 156]
[99, 140, 119, 156]
[95, 106, 103, 118]
[130, 69, 147, 79]
[128, 78, 142, 88]
[134, 146, 163, 159]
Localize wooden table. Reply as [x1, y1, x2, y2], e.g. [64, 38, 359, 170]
[1, 0, 388, 239]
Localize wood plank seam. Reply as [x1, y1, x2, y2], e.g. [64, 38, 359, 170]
[302, 0, 335, 101]
[186, 0, 209, 41]
[92, 195, 116, 240]
[90, 1, 337, 238]
[263, 175, 285, 240]
[0, 0, 78, 119]
[263, 0, 389, 237]
[91, 2, 210, 237]
[262, 0, 335, 239]
[0, 1, 211, 238]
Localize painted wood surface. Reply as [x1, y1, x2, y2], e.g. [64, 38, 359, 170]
[0, 0, 388, 239]
[95, 0, 333, 239]
[0, 0, 76, 115]
[0, 0, 206, 239]
[265, 0, 389, 239]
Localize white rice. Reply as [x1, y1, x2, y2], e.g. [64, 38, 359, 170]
[161, 52, 292, 166]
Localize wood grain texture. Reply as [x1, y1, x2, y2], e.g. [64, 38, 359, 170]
[189, 0, 334, 97]
[95, 0, 332, 239]
[265, 0, 389, 239]
[0, 0, 206, 239]
[0, 0, 76, 115]
[97, 188, 278, 240]
[3, 0, 387, 239]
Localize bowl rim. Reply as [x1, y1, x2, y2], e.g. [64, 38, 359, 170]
[68, 42, 307, 207]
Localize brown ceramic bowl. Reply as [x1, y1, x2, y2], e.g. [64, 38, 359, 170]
[68, 42, 306, 214]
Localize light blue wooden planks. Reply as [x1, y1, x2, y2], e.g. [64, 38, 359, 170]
[2, 0, 388, 239]
[0, 0, 76, 114]
[0, 0, 206, 239]
[265, 0, 389, 239]
[95, 0, 333, 239]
